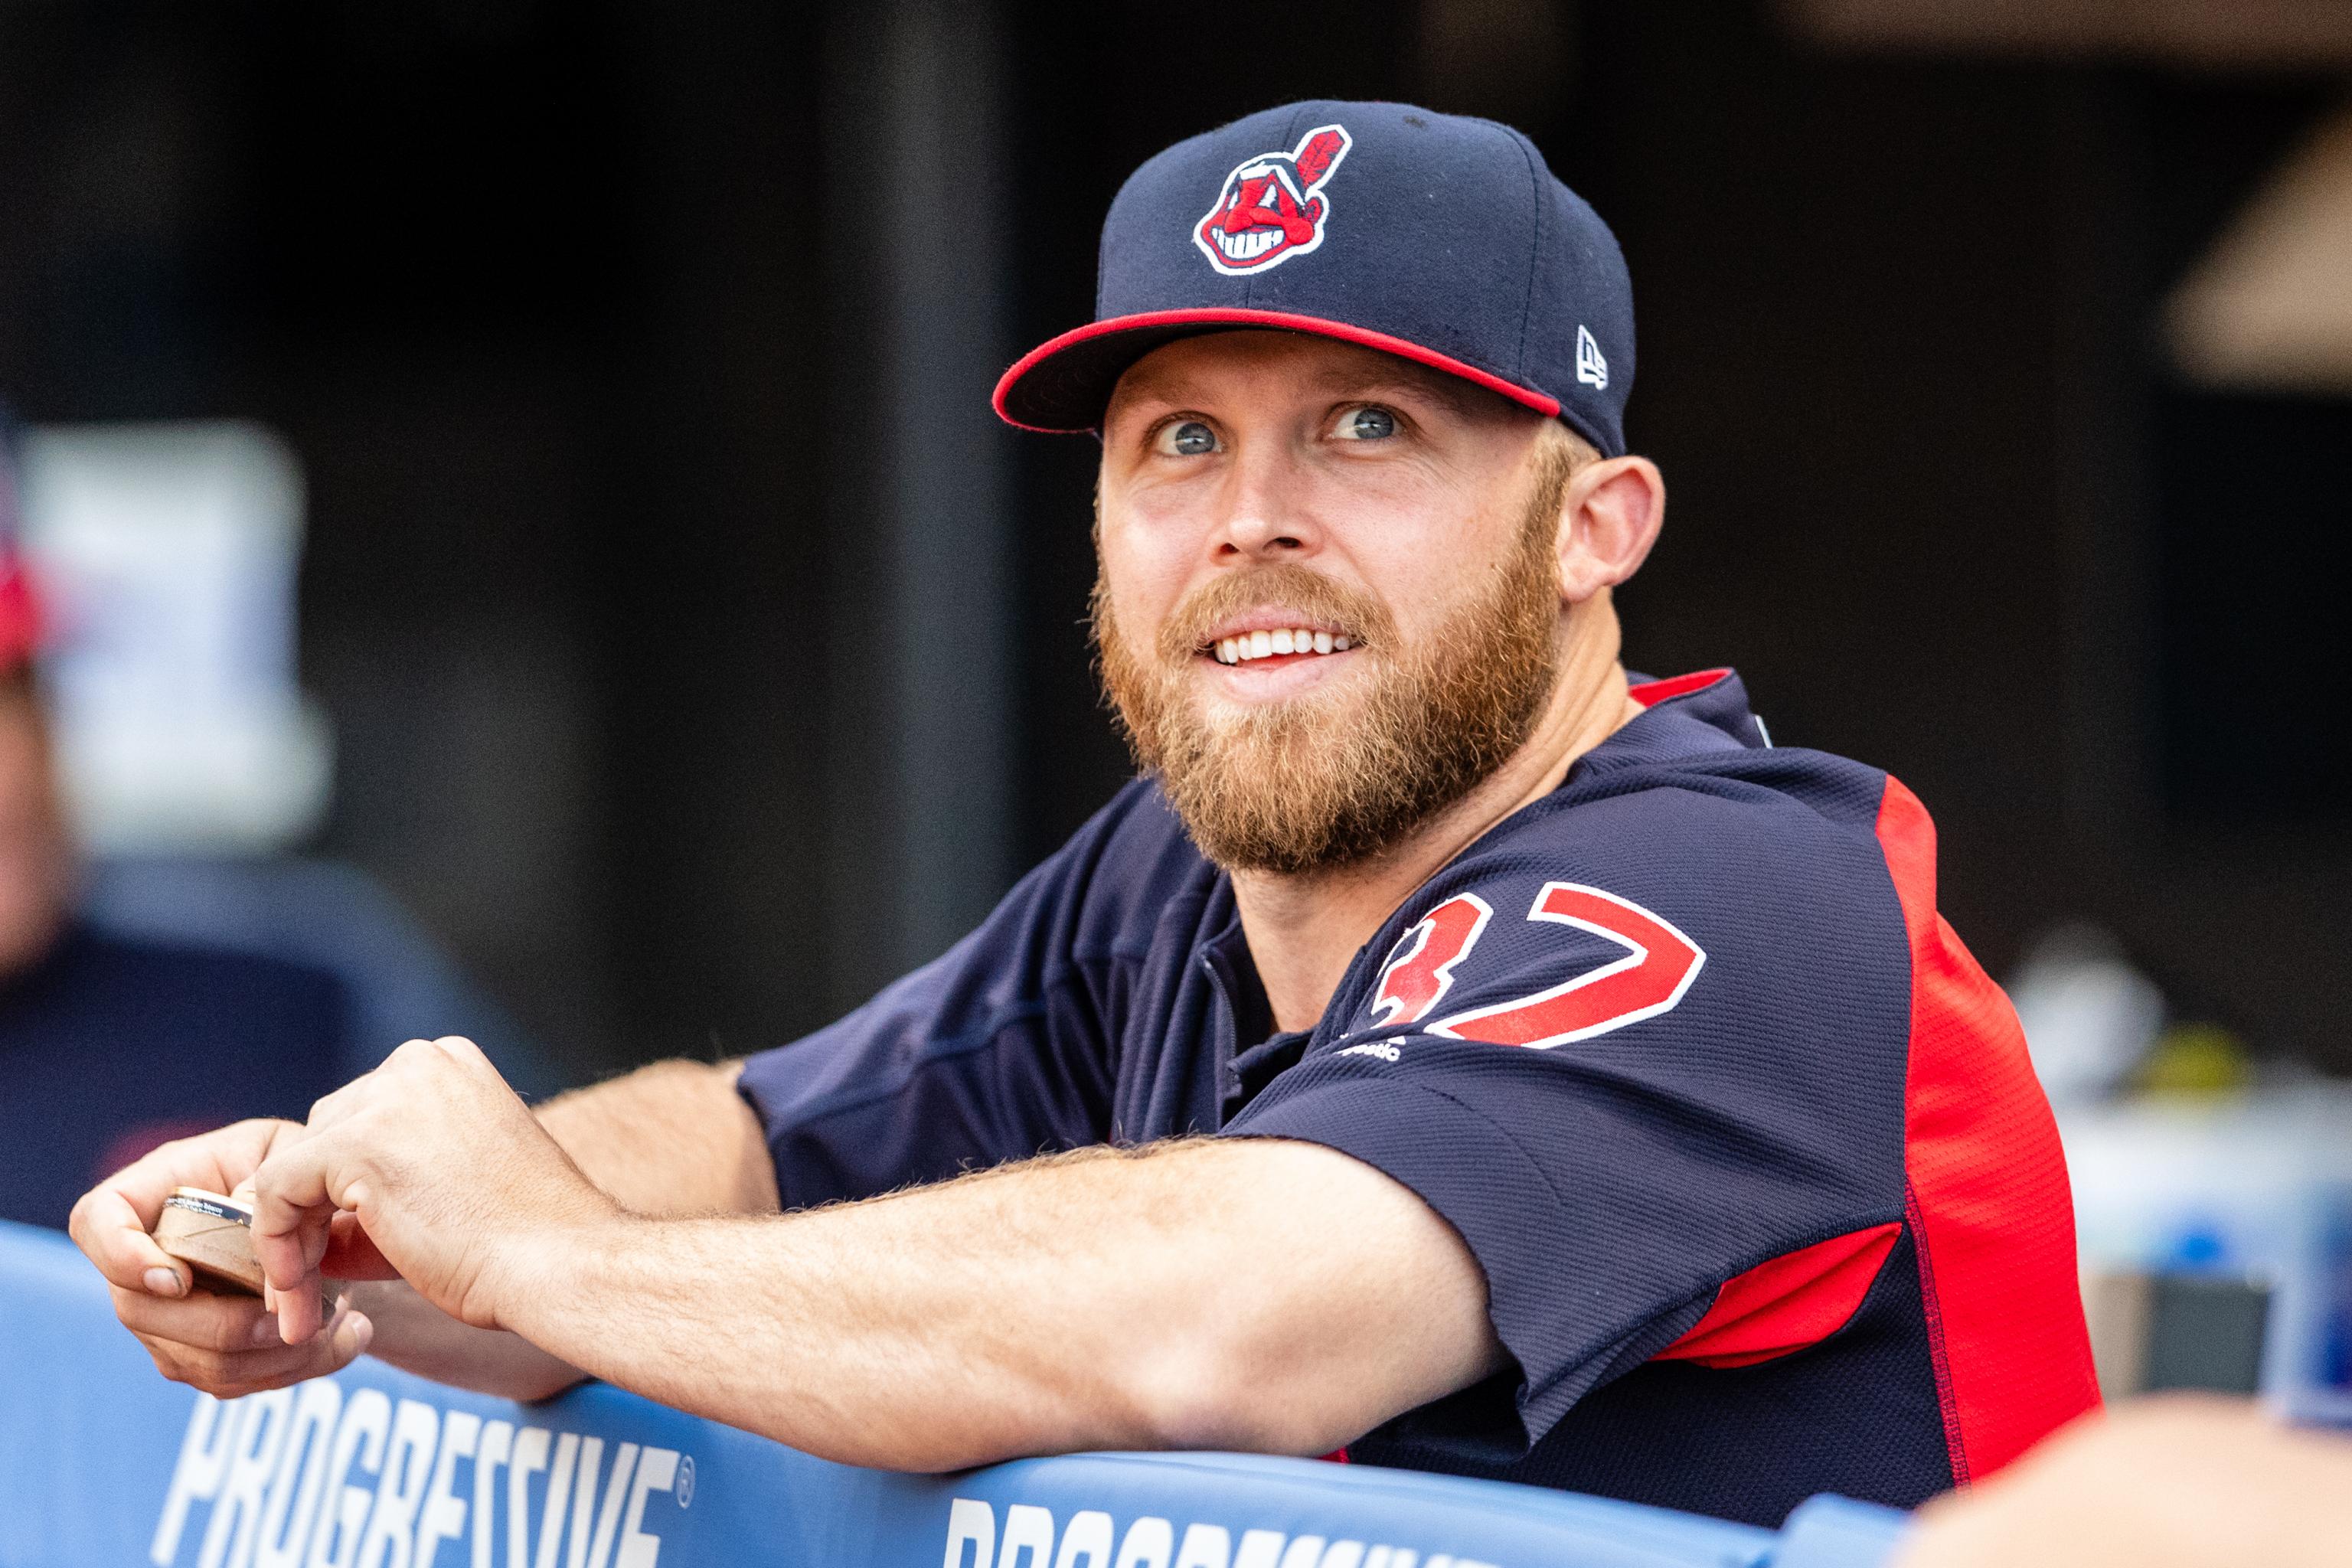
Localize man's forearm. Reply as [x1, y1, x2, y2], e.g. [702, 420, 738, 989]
[348, 1280, 585, 1400]
[483, 1137, 1504, 1472]
[537, 1058, 778, 1216]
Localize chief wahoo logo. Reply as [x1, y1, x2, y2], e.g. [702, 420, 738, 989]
[1193, 123, 1353, 275]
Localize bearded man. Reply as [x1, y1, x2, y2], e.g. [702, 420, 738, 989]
[70, 102, 2097, 1527]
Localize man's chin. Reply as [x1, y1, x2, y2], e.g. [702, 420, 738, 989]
[1153, 714, 1436, 875]
[1178, 690, 1364, 762]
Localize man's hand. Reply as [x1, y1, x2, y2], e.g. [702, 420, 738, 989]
[73, 1049, 756, 1406]
[248, 1037, 619, 1345]
[67, 1118, 376, 1397]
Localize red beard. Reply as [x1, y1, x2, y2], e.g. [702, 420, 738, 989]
[1093, 466, 1568, 875]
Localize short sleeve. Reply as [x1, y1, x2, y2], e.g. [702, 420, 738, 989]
[1223, 782, 1916, 1454]
[737, 783, 1177, 1208]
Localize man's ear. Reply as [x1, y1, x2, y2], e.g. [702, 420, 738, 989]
[1557, 456, 1664, 603]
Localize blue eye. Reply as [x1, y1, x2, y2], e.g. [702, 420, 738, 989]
[1158, 420, 1218, 456]
[1338, 407, 1396, 441]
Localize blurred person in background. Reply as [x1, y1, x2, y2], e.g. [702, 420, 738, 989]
[0, 410, 548, 1229]
[0, 535, 348, 1229]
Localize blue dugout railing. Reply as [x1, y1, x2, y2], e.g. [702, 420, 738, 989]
[0, 1220, 1910, 1568]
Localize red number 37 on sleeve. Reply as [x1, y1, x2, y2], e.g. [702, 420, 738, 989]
[1369, 883, 1707, 1050]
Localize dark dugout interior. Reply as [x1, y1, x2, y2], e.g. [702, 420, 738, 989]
[0, 0, 2344, 1083]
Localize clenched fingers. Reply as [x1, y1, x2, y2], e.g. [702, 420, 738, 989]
[133, 1302, 372, 1400]
[112, 1283, 278, 1354]
[112, 1280, 346, 1352]
[250, 1125, 358, 1345]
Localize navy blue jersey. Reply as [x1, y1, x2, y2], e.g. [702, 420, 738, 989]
[737, 671, 2096, 1524]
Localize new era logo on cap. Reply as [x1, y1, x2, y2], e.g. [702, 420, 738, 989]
[994, 100, 1637, 458]
[1576, 325, 1608, 390]
[1194, 123, 1353, 275]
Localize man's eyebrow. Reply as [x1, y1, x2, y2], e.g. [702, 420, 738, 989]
[1109, 355, 1494, 421]
[1312, 371, 1484, 414]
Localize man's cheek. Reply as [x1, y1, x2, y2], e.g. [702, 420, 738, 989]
[1122, 577, 1189, 659]
[1093, 575, 1175, 671]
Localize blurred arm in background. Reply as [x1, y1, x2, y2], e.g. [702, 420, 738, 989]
[1899, 1396, 2352, 1568]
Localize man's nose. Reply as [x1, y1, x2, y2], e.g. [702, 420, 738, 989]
[1210, 443, 1319, 561]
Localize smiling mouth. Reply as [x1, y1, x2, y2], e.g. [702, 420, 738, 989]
[1202, 626, 1357, 665]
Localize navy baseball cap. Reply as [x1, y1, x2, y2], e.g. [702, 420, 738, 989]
[993, 100, 1635, 456]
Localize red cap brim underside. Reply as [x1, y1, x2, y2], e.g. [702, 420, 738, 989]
[992, 308, 1562, 434]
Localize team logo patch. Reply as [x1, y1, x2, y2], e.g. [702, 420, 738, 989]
[1363, 882, 1706, 1050]
[1194, 122, 1352, 275]
[1434, 882, 1704, 1050]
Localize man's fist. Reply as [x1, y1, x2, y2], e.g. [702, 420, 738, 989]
[248, 1036, 615, 1344]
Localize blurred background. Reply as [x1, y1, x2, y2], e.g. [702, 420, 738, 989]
[0, 0, 2347, 1401]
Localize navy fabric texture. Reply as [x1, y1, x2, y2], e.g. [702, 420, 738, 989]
[1370, 1228, 1957, 1525]
[737, 674, 1953, 1523]
[996, 100, 1635, 457]
[0, 923, 349, 1230]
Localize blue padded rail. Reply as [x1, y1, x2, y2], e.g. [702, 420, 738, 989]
[0, 1220, 1909, 1568]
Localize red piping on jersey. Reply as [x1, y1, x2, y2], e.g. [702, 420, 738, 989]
[1874, 775, 2100, 1482]
[1655, 1221, 1902, 1369]
[1626, 668, 1731, 709]
[993, 308, 1563, 432]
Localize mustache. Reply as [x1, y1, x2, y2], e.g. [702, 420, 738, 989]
[1153, 564, 1396, 663]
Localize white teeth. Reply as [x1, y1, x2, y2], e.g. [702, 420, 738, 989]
[1216, 227, 1281, 261]
[1212, 628, 1360, 665]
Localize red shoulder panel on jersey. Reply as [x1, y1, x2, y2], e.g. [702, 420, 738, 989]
[1875, 775, 2100, 1481]
[1627, 668, 1731, 709]
[1655, 1221, 1903, 1369]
